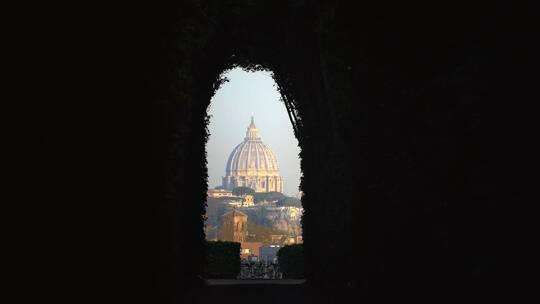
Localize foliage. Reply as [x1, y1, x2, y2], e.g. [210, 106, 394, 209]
[232, 186, 255, 196]
[240, 207, 272, 226]
[277, 244, 304, 279]
[276, 197, 302, 207]
[205, 197, 230, 227]
[246, 222, 285, 246]
[253, 191, 286, 203]
[203, 241, 241, 279]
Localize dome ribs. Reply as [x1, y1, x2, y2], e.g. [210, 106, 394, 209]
[222, 117, 284, 192]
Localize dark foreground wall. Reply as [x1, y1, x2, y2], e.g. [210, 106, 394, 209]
[18, 1, 535, 303]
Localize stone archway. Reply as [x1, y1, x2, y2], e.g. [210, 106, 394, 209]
[22, 1, 528, 302]
[160, 5, 359, 288]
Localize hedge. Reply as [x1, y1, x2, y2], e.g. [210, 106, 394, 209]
[277, 244, 304, 279]
[203, 241, 241, 278]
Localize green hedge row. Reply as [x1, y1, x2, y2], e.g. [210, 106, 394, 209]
[203, 241, 241, 278]
[277, 244, 304, 279]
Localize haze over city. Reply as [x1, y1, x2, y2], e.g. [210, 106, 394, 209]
[206, 68, 301, 195]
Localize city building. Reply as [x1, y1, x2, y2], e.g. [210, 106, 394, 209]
[284, 236, 297, 245]
[259, 245, 281, 263]
[242, 194, 254, 207]
[222, 116, 284, 193]
[270, 234, 285, 245]
[227, 200, 243, 207]
[219, 209, 247, 242]
[207, 188, 235, 198]
[226, 194, 255, 207]
[240, 241, 262, 260]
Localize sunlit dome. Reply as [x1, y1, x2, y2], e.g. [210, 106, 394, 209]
[223, 116, 283, 193]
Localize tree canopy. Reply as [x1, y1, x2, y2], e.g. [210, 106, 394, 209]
[253, 191, 286, 203]
[246, 222, 286, 246]
[232, 186, 255, 196]
[276, 197, 302, 207]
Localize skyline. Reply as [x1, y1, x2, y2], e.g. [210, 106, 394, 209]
[206, 68, 301, 195]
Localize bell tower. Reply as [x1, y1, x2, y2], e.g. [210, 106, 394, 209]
[219, 209, 248, 242]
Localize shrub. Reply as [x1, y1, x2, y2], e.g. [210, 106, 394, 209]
[277, 244, 304, 279]
[203, 241, 241, 278]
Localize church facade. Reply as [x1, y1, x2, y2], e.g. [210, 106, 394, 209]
[222, 117, 284, 193]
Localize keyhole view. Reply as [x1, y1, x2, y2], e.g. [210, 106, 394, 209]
[23, 2, 533, 302]
[204, 68, 304, 281]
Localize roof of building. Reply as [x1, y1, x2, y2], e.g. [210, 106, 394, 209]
[225, 116, 280, 175]
[208, 188, 232, 193]
[221, 209, 248, 218]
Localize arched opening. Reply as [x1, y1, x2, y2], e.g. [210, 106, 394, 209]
[21, 1, 528, 302]
[203, 67, 303, 280]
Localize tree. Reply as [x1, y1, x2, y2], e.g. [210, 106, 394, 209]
[232, 186, 255, 196]
[276, 197, 302, 207]
[246, 222, 286, 246]
[253, 191, 286, 203]
[242, 207, 272, 226]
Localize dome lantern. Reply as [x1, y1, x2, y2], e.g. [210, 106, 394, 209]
[245, 115, 260, 140]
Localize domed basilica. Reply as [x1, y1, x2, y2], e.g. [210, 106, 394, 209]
[222, 117, 283, 193]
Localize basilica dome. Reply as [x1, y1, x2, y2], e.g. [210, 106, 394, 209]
[222, 117, 283, 193]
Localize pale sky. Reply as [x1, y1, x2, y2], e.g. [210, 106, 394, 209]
[206, 68, 301, 195]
